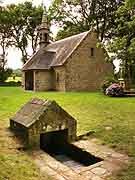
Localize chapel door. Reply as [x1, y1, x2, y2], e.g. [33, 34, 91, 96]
[25, 71, 34, 90]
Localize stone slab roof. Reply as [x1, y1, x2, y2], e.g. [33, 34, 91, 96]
[10, 98, 76, 128]
[22, 50, 56, 70]
[22, 31, 90, 70]
[10, 98, 52, 127]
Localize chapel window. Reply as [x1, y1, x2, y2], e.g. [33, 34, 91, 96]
[91, 48, 94, 57]
[56, 73, 59, 82]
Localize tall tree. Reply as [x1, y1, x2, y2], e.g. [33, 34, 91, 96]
[0, 6, 13, 82]
[107, 0, 135, 88]
[6, 2, 43, 63]
[0, 7, 11, 68]
[49, 0, 122, 41]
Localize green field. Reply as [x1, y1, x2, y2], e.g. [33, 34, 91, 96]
[0, 87, 135, 180]
[6, 76, 21, 82]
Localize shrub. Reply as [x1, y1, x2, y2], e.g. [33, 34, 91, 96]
[0, 68, 13, 83]
[106, 83, 124, 97]
[0, 81, 21, 87]
[101, 77, 119, 93]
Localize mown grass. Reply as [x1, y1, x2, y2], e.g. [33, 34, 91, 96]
[6, 76, 21, 82]
[0, 153, 48, 180]
[0, 87, 135, 179]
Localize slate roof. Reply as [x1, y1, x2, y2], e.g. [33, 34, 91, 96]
[10, 98, 76, 128]
[22, 50, 55, 70]
[22, 31, 90, 70]
[10, 98, 52, 127]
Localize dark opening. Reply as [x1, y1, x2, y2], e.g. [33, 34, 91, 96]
[40, 33, 42, 41]
[40, 130, 103, 167]
[91, 48, 94, 57]
[56, 72, 59, 82]
[25, 71, 34, 90]
[10, 120, 28, 146]
[40, 129, 68, 150]
[44, 33, 48, 42]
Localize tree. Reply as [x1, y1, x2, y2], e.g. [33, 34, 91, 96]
[5, 2, 43, 63]
[126, 0, 135, 7]
[0, 6, 13, 82]
[12, 68, 22, 77]
[0, 66, 12, 82]
[49, 0, 122, 41]
[107, 0, 135, 89]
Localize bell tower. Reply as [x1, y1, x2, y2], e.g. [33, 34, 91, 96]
[38, 4, 50, 48]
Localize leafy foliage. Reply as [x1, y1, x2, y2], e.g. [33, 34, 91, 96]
[0, 67, 12, 82]
[107, 0, 135, 86]
[12, 69, 22, 77]
[0, 6, 13, 80]
[0, 2, 43, 64]
[49, 0, 123, 41]
[6, 2, 43, 63]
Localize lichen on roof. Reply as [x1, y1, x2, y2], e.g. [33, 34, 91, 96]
[10, 98, 52, 127]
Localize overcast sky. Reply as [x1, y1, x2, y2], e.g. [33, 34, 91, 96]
[3, 0, 55, 69]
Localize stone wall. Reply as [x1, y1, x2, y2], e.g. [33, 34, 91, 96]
[27, 101, 77, 147]
[65, 32, 113, 91]
[10, 120, 29, 145]
[34, 70, 54, 91]
[54, 66, 66, 91]
[22, 31, 113, 92]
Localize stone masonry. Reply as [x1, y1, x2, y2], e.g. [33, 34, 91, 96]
[10, 98, 77, 148]
[22, 31, 113, 92]
[65, 32, 112, 91]
[22, 7, 113, 92]
[33, 138, 130, 180]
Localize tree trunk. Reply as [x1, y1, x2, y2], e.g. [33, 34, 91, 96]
[125, 63, 132, 90]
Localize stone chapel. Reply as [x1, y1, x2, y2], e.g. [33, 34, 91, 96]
[22, 7, 113, 92]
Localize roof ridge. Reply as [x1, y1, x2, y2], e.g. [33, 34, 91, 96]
[50, 30, 90, 67]
[52, 31, 90, 44]
[22, 30, 92, 70]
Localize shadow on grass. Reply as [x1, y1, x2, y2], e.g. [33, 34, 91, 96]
[76, 130, 96, 141]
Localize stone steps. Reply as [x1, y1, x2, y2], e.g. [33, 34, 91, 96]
[125, 94, 135, 97]
[55, 154, 84, 169]
[124, 90, 135, 97]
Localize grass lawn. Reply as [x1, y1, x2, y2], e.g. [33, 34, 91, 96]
[6, 76, 21, 82]
[0, 87, 135, 180]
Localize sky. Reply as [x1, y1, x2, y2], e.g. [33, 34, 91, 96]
[3, 0, 55, 69]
